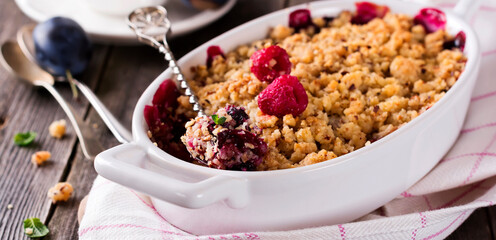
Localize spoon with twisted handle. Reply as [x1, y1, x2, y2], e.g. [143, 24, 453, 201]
[0, 41, 103, 159]
[127, 6, 205, 117]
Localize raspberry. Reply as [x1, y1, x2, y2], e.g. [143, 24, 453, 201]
[206, 45, 225, 68]
[413, 8, 446, 33]
[152, 79, 180, 111]
[443, 31, 466, 51]
[257, 75, 308, 117]
[351, 2, 389, 25]
[289, 9, 313, 32]
[144, 105, 161, 130]
[145, 79, 192, 161]
[250, 45, 291, 83]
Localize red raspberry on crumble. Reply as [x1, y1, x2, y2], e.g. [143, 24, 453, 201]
[414, 8, 446, 33]
[351, 2, 389, 25]
[250, 45, 291, 83]
[257, 75, 308, 117]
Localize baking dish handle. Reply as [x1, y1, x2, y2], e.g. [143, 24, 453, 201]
[94, 143, 250, 209]
[453, 0, 481, 20]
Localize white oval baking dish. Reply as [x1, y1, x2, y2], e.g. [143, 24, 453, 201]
[95, 0, 481, 235]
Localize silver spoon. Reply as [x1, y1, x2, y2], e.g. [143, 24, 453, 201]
[0, 41, 103, 159]
[17, 24, 133, 144]
[127, 6, 205, 116]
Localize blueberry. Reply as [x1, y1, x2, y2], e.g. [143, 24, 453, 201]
[443, 31, 466, 52]
[33, 17, 92, 76]
[226, 105, 249, 127]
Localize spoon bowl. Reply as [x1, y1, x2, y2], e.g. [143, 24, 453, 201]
[17, 25, 37, 64]
[0, 41, 54, 86]
[0, 40, 103, 159]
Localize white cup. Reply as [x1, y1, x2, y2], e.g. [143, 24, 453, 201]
[85, 0, 168, 16]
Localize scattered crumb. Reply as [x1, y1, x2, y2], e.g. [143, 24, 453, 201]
[47, 182, 73, 204]
[31, 151, 51, 166]
[25, 228, 33, 235]
[49, 119, 66, 139]
[7, 204, 13, 209]
[92, 123, 98, 129]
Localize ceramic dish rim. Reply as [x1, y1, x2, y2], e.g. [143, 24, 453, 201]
[132, 0, 481, 177]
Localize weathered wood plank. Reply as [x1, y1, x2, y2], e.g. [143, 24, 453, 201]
[487, 206, 496, 239]
[0, 48, 107, 240]
[0, 0, 109, 237]
[45, 149, 97, 240]
[447, 208, 492, 240]
[41, 44, 111, 240]
[46, 45, 164, 239]
[45, 0, 287, 239]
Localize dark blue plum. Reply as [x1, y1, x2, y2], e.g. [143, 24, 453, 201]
[33, 17, 91, 76]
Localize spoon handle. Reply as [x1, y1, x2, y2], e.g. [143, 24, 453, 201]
[74, 80, 132, 143]
[159, 44, 205, 116]
[127, 6, 205, 116]
[36, 80, 103, 159]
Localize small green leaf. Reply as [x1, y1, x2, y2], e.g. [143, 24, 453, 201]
[23, 217, 49, 238]
[13, 131, 37, 146]
[212, 115, 227, 125]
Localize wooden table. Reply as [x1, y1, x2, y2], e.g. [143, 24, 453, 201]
[0, 0, 494, 239]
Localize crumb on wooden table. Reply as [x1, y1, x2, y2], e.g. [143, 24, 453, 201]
[31, 151, 51, 166]
[49, 119, 66, 139]
[47, 182, 73, 204]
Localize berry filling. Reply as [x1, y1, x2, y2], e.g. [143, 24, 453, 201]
[226, 105, 249, 128]
[413, 8, 446, 33]
[250, 45, 292, 83]
[257, 75, 308, 117]
[144, 79, 192, 161]
[351, 2, 389, 25]
[443, 31, 466, 52]
[152, 78, 180, 110]
[216, 129, 267, 170]
[182, 106, 267, 171]
[206, 45, 225, 68]
[289, 9, 314, 32]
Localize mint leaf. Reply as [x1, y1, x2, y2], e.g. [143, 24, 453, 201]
[23, 217, 49, 238]
[212, 115, 226, 125]
[13, 131, 37, 146]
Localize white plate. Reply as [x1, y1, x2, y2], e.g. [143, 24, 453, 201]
[15, 0, 237, 44]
